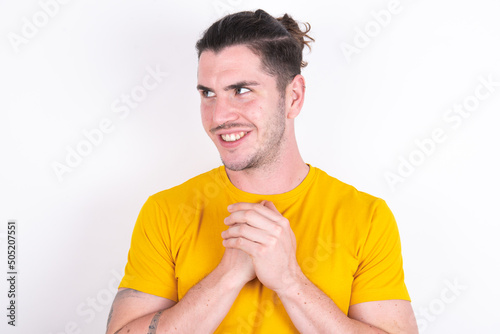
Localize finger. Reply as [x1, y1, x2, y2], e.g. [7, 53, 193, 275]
[224, 209, 276, 232]
[222, 223, 270, 244]
[225, 210, 289, 243]
[222, 237, 259, 256]
[227, 202, 258, 212]
[228, 202, 282, 222]
[228, 202, 272, 213]
[261, 200, 280, 214]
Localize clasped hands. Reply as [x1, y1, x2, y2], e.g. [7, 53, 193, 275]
[220, 200, 301, 294]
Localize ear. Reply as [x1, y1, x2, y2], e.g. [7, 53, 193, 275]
[286, 74, 306, 119]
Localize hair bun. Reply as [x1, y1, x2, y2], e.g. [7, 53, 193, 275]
[276, 14, 314, 67]
[276, 14, 314, 50]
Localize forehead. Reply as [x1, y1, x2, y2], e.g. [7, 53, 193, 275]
[197, 45, 274, 86]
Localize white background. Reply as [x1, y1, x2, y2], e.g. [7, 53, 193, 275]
[1, 0, 499, 333]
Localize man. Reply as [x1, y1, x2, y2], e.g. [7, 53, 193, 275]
[106, 9, 418, 333]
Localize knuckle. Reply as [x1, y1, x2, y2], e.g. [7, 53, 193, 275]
[279, 217, 290, 227]
[238, 224, 246, 233]
[273, 225, 283, 235]
[257, 246, 267, 257]
[267, 236, 277, 246]
[243, 210, 251, 220]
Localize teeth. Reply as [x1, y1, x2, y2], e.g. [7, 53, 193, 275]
[222, 132, 246, 142]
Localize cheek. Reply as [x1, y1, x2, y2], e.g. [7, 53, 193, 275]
[241, 100, 263, 121]
[200, 107, 212, 131]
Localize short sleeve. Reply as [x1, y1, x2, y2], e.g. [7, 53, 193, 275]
[118, 197, 178, 302]
[350, 200, 410, 305]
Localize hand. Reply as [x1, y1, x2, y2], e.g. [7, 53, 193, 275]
[218, 230, 256, 286]
[221, 201, 301, 293]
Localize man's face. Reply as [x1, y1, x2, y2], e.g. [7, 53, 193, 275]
[197, 45, 287, 172]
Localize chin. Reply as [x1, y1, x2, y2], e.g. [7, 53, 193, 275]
[221, 160, 249, 172]
[220, 156, 255, 172]
[220, 151, 275, 172]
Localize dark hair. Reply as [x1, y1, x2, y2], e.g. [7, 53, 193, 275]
[196, 9, 314, 94]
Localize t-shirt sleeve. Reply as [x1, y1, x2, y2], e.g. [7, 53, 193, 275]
[350, 199, 410, 305]
[118, 196, 178, 302]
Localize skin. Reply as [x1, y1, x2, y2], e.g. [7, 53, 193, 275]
[106, 44, 419, 333]
[197, 45, 310, 194]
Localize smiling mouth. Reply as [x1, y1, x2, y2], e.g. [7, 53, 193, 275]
[221, 131, 247, 142]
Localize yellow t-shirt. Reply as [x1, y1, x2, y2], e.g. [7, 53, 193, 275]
[119, 166, 410, 333]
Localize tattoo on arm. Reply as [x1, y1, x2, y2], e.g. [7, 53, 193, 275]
[147, 311, 163, 334]
[106, 305, 114, 332]
[116, 288, 142, 300]
[107, 289, 142, 333]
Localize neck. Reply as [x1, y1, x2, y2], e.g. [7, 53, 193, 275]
[225, 138, 309, 195]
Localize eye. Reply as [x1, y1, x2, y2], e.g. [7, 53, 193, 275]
[201, 90, 215, 98]
[235, 87, 251, 95]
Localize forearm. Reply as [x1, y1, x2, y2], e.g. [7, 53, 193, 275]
[115, 267, 245, 334]
[277, 273, 387, 334]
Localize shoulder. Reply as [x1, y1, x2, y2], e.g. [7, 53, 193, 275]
[309, 167, 395, 237]
[147, 166, 224, 207]
[312, 167, 386, 209]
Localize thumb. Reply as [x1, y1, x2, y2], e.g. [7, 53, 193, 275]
[260, 200, 280, 214]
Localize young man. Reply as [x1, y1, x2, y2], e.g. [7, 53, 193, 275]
[107, 9, 418, 334]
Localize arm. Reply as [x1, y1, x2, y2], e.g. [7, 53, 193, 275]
[348, 300, 418, 333]
[106, 288, 175, 334]
[276, 272, 418, 333]
[222, 201, 418, 333]
[106, 248, 255, 334]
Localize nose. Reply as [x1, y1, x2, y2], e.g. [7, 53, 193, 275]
[212, 96, 239, 126]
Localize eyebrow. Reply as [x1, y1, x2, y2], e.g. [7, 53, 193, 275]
[196, 81, 260, 92]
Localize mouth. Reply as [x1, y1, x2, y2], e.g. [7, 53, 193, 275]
[220, 131, 248, 142]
